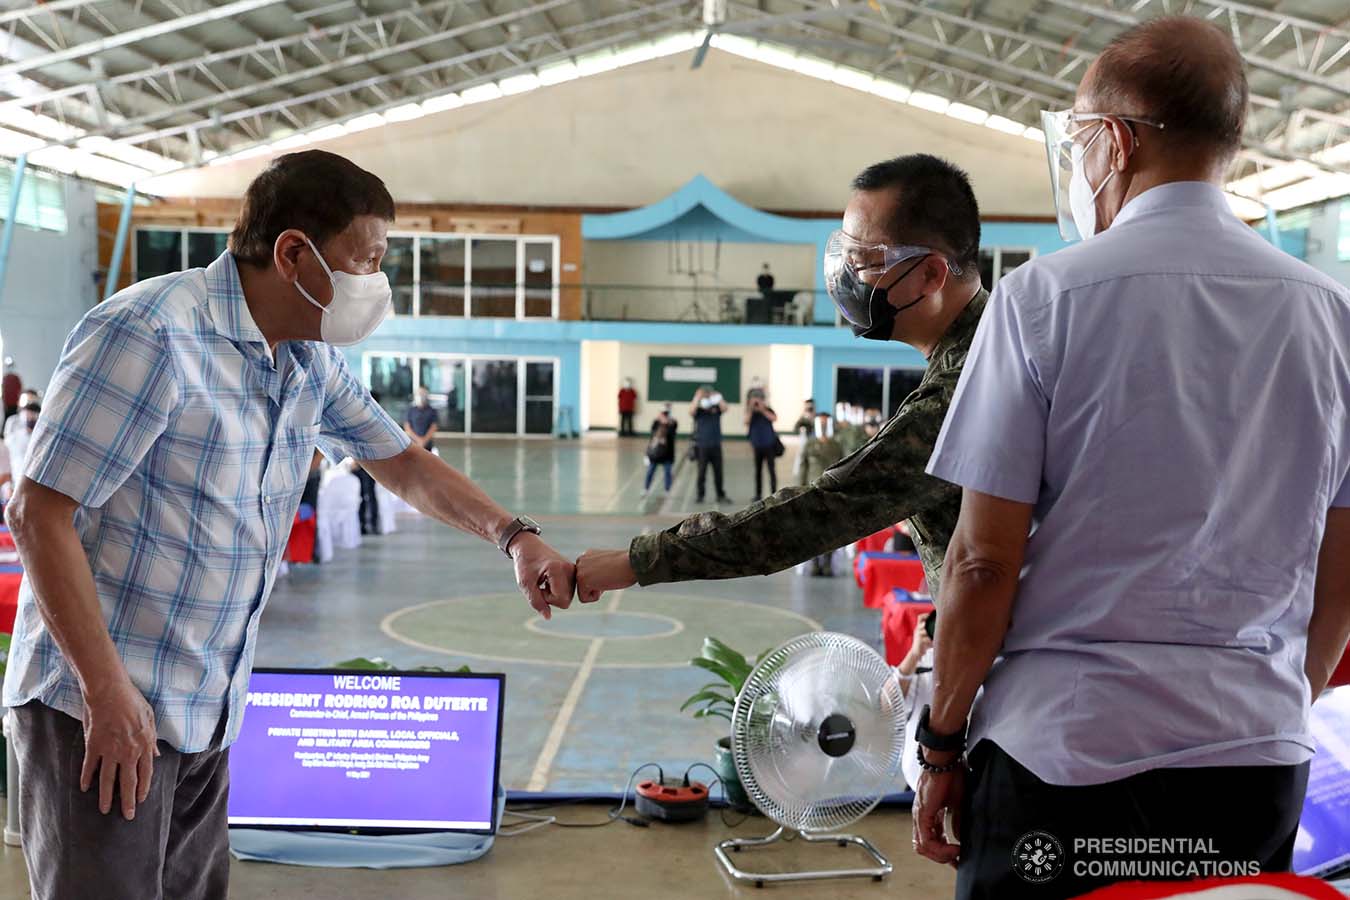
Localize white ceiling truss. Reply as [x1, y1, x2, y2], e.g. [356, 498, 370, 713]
[0, 0, 1343, 211]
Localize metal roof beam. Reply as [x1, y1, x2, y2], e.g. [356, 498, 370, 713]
[1044, 0, 1350, 100]
[0, 0, 466, 112]
[789, 0, 1080, 94]
[109, 0, 692, 152]
[138, 10, 698, 183]
[0, 0, 291, 79]
[0, 1, 108, 28]
[748, 21, 1069, 111]
[49, 0, 577, 146]
[733, 0, 1350, 178]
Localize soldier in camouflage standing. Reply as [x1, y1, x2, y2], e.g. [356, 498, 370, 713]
[798, 413, 844, 487]
[575, 154, 988, 603]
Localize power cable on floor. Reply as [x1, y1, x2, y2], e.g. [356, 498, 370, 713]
[499, 763, 664, 834]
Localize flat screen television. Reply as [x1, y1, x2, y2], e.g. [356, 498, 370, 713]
[227, 668, 504, 835]
[1294, 685, 1350, 879]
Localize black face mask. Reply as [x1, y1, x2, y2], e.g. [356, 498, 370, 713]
[845, 256, 929, 341]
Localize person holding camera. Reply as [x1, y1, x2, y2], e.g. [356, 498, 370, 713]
[690, 386, 731, 505]
[897, 612, 935, 791]
[745, 389, 780, 501]
[643, 404, 678, 496]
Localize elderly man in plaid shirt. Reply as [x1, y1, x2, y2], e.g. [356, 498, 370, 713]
[2, 150, 576, 900]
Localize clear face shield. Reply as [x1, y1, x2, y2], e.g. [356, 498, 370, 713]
[823, 232, 956, 338]
[1041, 109, 1165, 242]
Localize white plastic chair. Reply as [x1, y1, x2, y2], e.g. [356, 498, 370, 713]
[316, 465, 362, 561]
[376, 482, 400, 535]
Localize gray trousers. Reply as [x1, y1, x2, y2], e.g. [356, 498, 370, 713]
[10, 702, 231, 900]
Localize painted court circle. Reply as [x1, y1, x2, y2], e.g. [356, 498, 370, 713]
[381, 591, 823, 668]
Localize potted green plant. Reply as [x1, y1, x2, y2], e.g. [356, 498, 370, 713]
[680, 637, 767, 812]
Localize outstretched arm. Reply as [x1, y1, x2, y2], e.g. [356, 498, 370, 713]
[362, 445, 575, 619]
[576, 380, 954, 601]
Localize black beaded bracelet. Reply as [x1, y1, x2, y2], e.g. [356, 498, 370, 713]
[915, 743, 965, 775]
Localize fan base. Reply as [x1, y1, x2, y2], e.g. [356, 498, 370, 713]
[713, 826, 892, 888]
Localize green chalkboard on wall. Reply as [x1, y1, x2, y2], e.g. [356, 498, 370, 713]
[647, 356, 742, 402]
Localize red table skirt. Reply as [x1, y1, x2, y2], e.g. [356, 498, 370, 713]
[285, 517, 316, 564]
[858, 556, 926, 609]
[1329, 644, 1350, 689]
[0, 570, 20, 633]
[853, 526, 898, 557]
[882, 595, 935, 666]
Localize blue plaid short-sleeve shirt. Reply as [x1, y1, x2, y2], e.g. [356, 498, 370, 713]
[2, 251, 411, 751]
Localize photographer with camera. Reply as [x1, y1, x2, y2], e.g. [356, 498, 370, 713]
[744, 386, 780, 501]
[690, 386, 731, 505]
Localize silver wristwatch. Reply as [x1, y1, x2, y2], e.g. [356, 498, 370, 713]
[496, 516, 542, 556]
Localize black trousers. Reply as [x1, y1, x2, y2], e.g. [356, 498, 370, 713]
[356, 468, 380, 534]
[696, 445, 725, 499]
[619, 412, 635, 435]
[753, 447, 778, 498]
[955, 742, 1309, 900]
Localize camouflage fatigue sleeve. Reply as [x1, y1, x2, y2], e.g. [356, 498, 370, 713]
[629, 379, 955, 585]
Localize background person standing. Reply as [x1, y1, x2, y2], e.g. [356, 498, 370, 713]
[2, 365, 20, 423]
[756, 263, 774, 296]
[643, 404, 678, 495]
[403, 386, 437, 451]
[690, 386, 731, 505]
[798, 413, 842, 486]
[618, 378, 638, 436]
[745, 392, 780, 501]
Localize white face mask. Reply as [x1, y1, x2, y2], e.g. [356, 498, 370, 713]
[1069, 129, 1114, 241]
[294, 236, 393, 346]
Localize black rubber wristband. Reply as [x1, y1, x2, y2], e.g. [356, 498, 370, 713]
[915, 704, 968, 754]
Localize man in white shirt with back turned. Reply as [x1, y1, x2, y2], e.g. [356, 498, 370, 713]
[911, 18, 1350, 899]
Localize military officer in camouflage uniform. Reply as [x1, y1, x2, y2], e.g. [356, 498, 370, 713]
[798, 413, 844, 487]
[575, 154, 988, 602]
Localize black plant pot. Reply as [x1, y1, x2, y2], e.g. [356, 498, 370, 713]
[714, 735, 751, 811]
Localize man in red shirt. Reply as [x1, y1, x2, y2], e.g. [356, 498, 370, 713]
[618, 378, 638, 436]
[2, 367, 21, 421]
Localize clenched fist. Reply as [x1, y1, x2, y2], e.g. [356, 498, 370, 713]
[575, 549, 638, 604]
[510, 533, 576, 619]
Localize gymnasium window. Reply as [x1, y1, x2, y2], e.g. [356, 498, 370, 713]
[397, 232, 560, 320]
[133, 226, 229, 281]
[364, 352, 558, 436]
[834, 365, 926, 420]
[977, 247, 1035, 290]
[131, 226, 562, 320]
[0, 163, 67, 233]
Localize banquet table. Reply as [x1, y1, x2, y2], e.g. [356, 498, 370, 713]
[856, 553, 925, 609]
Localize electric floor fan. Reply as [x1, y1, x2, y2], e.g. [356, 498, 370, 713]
[714, 631, 908, 888]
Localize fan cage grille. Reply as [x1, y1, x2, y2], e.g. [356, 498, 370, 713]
[731, 632, 906, 833]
